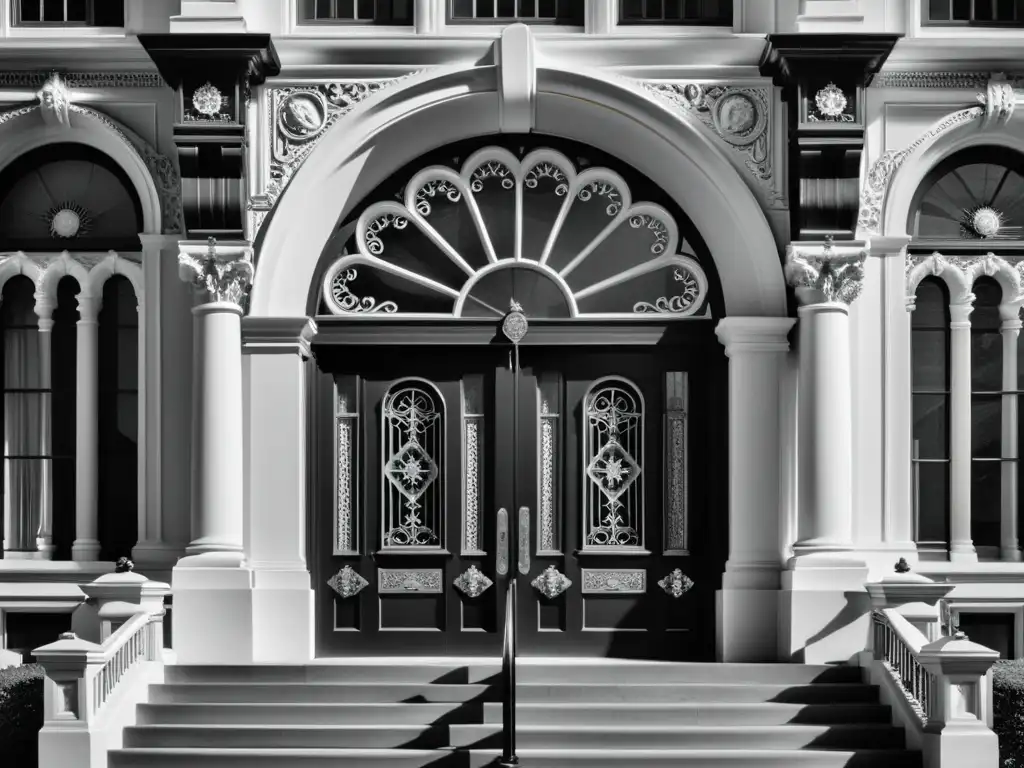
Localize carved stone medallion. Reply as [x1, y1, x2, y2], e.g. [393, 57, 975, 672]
[531, 565, 572, 599]
[327, 565, 369, 599]
[453, 565, 493, 598]
[658, 568, 694, 598]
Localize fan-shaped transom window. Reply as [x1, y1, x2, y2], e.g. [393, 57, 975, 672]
[0, 143, 143, 252]
[910, 146, 1024, 241]
[320, 144, 711, 320]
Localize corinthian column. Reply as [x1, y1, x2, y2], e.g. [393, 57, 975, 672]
[71, 294, 100, 561]
[33, 293, 54, 559]
[172, 237, 255, 665]
[780, 237, 870, 664]
[177, 238, 253, 566]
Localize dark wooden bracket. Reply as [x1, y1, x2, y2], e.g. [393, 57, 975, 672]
[760, 34, 901, 242]
[138, 33, 281, 241]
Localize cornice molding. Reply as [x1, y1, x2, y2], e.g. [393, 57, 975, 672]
[872, 71, 1024, 89]
[760, 33, 901, 88]
[241, 316, 318, 358]
[137, 33, 281, 90]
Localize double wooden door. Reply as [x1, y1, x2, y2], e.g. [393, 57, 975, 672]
[312, 335, 725, 659]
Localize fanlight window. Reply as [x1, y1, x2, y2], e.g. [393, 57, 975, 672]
[380, 380, 445, 551]
[321, 146, 710, 319]
[582, 378, 645, 551]
[910, 147, 1024, 240]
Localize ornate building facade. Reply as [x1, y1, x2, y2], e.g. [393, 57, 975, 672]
[1, 0, 1024, 716]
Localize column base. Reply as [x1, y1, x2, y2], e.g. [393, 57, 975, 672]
[177, 550, 245, 568]
[171, 564, 254, 664]
[252, 568, 314, 663]
[950, 543, 979, 564]
[132, 541, 186, 570]
[779, 562, 871, 665]
[717, 587, 779, 661]
[1001, 547, 1023, 562]
[71, 540, 101, 561]
[3, 550, 49, 560]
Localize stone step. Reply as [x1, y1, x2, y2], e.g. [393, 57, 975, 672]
[147, 682, 877, 705]
[136, 702, 483, 727]
[449, 723, 907, 750]
[123, 725, 449, 750]
[163, 663, 863, 686]
[107, 748, 923, 768]
[148, 683, 497, 705]
[482, 702, 894, 726]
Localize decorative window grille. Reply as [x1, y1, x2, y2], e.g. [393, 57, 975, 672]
[335, 376, 360, 555]
[911, 277, 952, 553]
[582, 377, 644, 551]
[663, 371, 688, 554]
[298, 0, 413, 23]
[620, 0, 732, 25]
[13, 0, 124, 26]
[449, 0, 584, 24]
[380, 380, 445, 550]
[925, 0, 1024, 25]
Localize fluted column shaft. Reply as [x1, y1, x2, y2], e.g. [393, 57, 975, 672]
[71, 294, 100, 561]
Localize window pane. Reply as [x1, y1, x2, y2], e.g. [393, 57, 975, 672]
[972, 394, 1003, 458]
[913, 394, 949, 460]
[913, 328, 949, 392]
[66, 0, 86, 21]
[914, 461, 949, 544]
[953, 0, 972, 18]
[20, 1, 41, 22]
[117, 327, 137, 391]
[42, 0, 64, 21]
[929, 0, 951, 20]
[913, 278, 950, 328]
[4, 392, 46, 457]
[971, 459, 1002, 547]
[973, 330, 1004, 391]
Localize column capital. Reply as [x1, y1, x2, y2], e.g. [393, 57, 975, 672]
[179, 237, 253, 308]
[715, 316, 796, 356]
[785, 237, 868, 306]
[76, 293, 99, 324]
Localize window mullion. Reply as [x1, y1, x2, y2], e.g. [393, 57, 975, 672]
[1004, 316, 1022, 560]
[949, 300, 976, 561]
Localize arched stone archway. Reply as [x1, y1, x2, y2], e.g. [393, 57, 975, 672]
[251, 61, 787, 319]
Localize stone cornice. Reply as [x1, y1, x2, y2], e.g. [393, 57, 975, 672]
[0, 71, 165, 89]
[240, 316, 318, 358]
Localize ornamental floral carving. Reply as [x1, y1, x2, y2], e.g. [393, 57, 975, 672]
[785, 237, 867, 306]
[327, 565, 369, 599]
[37, 73, 70, 128]
[640, 81, 778, 203]
[531, 565, 572, 599]
[178, 237, 254, 307]
[658, 568, 694, 598]
[453, 565, 493, 598]
[905, 251, 1024, 311]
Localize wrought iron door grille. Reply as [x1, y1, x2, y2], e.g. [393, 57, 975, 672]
[13, 0, 123, 26]
[300, 0, 414, 24]
[449, 0, 584, 24]
[925, 0, 1024, 25]
[620, 0, 732, 25]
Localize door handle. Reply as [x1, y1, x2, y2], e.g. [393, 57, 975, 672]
[518, 506, 531, 575]
[496, 507, 509, 576]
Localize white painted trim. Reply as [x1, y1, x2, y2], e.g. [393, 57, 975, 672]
[251, 62, 787, 318]
[0, 107, 162, 236]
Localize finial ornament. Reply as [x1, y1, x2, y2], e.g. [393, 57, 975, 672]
[37, 72, 70, 128]
[894, 557, 911, 574]
[115, 557, 135, 573]
[502, 298, 528, 344]
[785, 238, 867, 306]
[178, 237, 254, 307]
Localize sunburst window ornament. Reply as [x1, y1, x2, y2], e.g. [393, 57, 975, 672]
[46, 201, 92, 239]
[814, 82, 848, 120]
[191, 82, 226, 118]
[961, 205, 1005, 239]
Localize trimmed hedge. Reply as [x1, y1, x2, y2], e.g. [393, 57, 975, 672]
[994, 659, 1024, 767]
[0, 663, 43, 768]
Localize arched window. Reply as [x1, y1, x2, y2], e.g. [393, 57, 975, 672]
[912, 277, 951, 553]
[909, 146, 1024, 240]
[50, 276, 79, 560]
[318, 136, 720, 322]
[97, 275, 138, 561]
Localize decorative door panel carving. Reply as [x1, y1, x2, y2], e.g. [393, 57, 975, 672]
[311, 335, 725, 659]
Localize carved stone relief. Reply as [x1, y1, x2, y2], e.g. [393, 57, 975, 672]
[785, 237, 868, 306]
[0, 71, 166, 89]
[640, 81, 780, 204]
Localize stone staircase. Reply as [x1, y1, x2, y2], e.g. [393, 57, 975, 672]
[108, 661, 922, 767]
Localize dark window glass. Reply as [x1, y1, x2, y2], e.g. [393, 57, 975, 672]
[449, 0, 583, 22]
[298, 0, 413, 23]
[957, 612, 1015, 659]
[925, 0, 1024, 24]
[971, 277, 1004, 392]
[14, 0, 124, 26]
[621, 0, 730, 23]
[97, 275, 138, 562]
[50, 277, 78, 562]
[912, 277, 952, 549]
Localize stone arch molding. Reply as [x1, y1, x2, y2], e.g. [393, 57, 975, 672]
[252, 32, 786, 319]
[0, 73, 182, 236]
[0, 250, 144, 313]
[859, 76, 1024, 238]
[906, 252, 1024, 319]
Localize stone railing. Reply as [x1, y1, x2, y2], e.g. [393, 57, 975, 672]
[32, 562, 169, 768]
[863, 563, 1000, 768]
